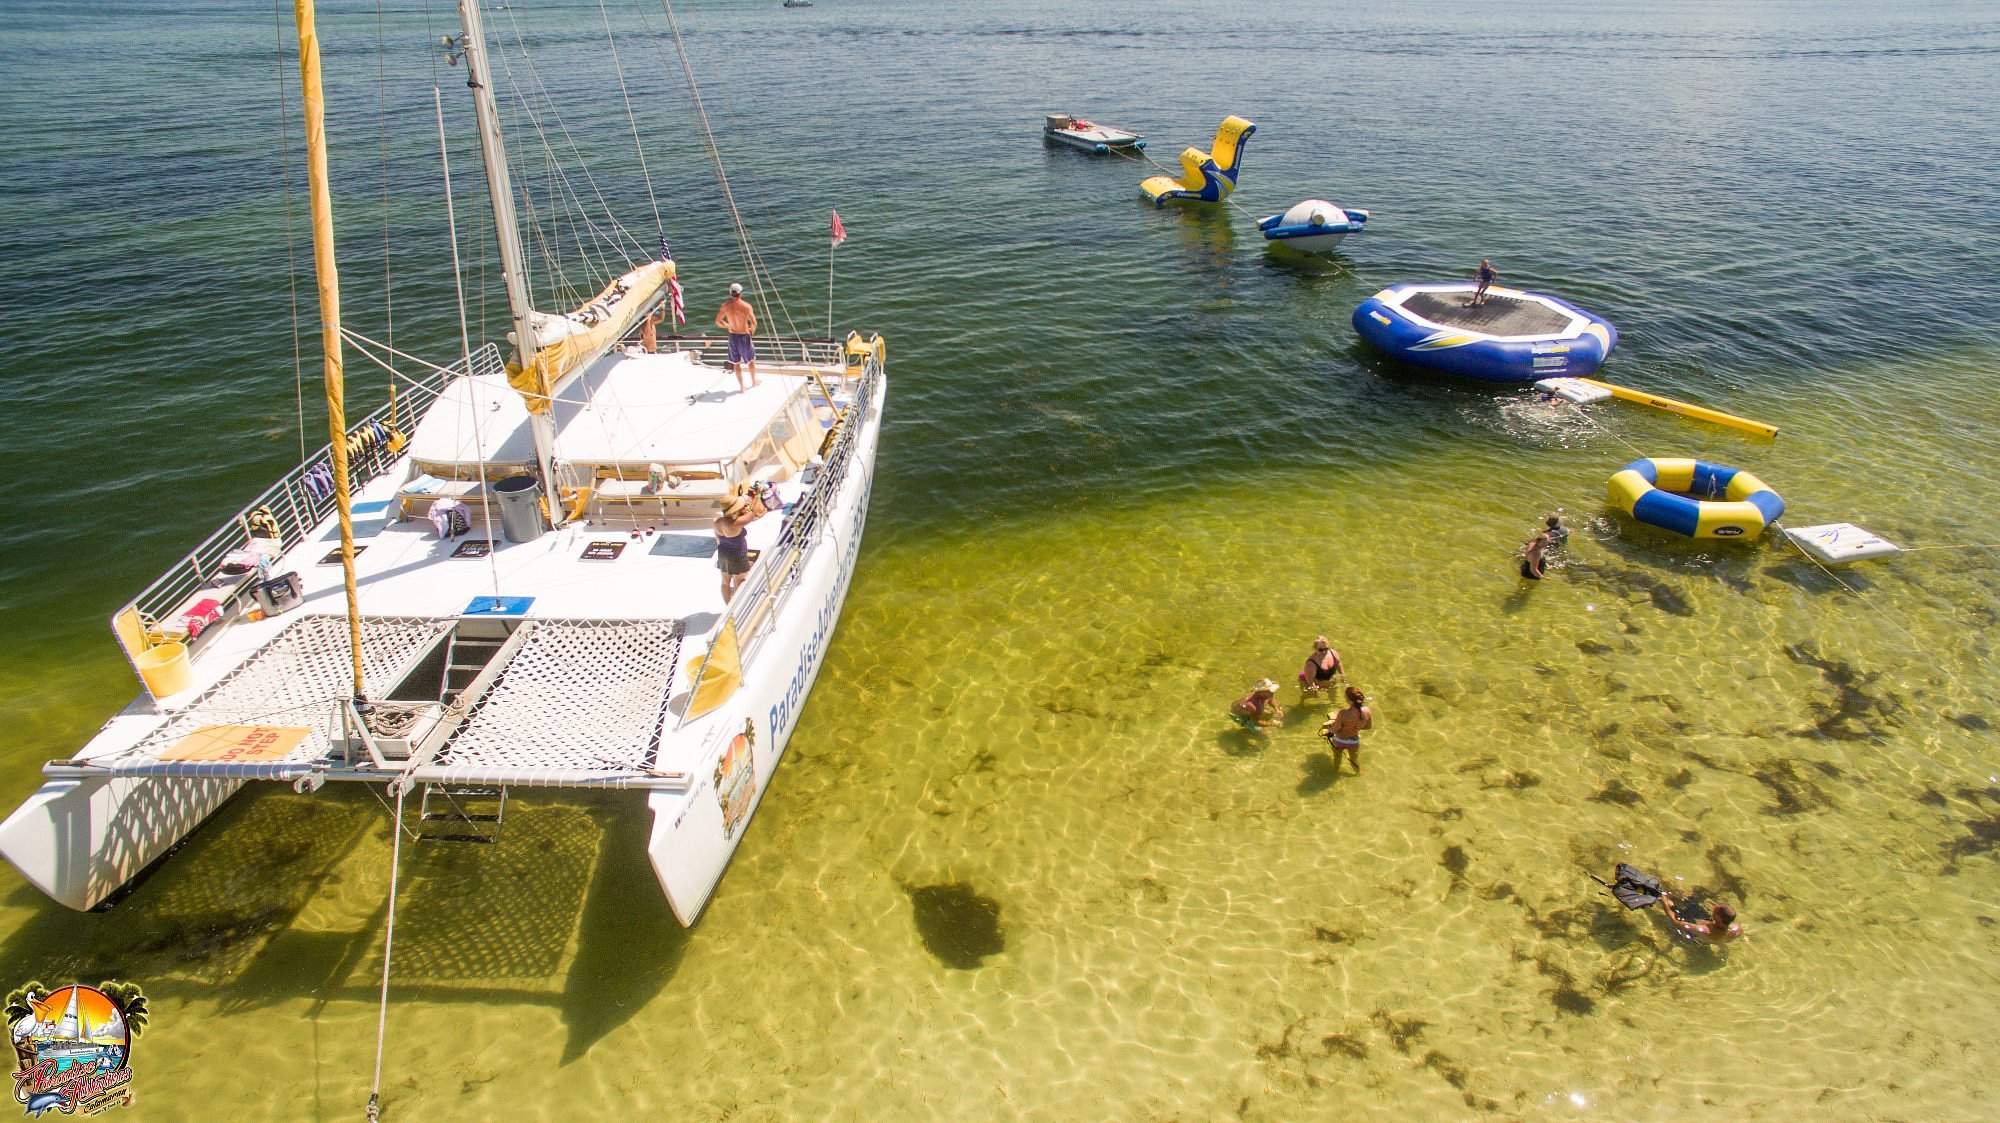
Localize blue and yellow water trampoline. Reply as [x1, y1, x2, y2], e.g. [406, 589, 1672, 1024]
[1352, 283, 1616, 383]
[1608, 458, 1784, 539]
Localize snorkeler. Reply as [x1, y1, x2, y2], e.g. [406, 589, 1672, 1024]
[1592, 865, 1743, 945]
[1659, 892, 1743, 945]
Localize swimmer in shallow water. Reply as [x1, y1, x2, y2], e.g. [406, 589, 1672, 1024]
[1229, 679, 1284, 730]
[1659, 893, 1743, 945]
[1297, 636, 1344, 697]
[1320, 686, 1373, 773]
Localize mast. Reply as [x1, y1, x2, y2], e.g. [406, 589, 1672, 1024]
[456, 0, 560, 526]
[295, 0, 367, 701]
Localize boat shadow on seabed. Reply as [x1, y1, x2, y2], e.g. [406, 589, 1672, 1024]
[0, 786, 685, 1065]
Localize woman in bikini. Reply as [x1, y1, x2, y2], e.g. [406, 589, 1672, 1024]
[1320, 686, 1373, 773]
[1297, 636, 1344, 697]
[1229, 679, 1284, 730]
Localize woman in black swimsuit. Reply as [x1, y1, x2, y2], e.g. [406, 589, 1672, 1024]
[715, 494, 760, 603]
[1298, 636, 1344, 696]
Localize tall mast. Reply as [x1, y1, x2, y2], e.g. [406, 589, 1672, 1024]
[456, 0, 560, 525]
[294, 0, 367, 701]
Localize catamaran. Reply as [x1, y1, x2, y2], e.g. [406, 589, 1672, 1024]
[0, 0, 883, 931]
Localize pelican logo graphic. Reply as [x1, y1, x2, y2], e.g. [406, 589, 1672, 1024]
[7, 981, 145, 1116]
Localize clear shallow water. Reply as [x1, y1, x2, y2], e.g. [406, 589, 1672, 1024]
[2, 0, 1999, 1119]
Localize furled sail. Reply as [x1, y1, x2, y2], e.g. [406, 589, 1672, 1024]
[506, 259, 673, 414]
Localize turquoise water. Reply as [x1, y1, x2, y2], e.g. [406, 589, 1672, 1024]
[2, 1, 1999, 1118]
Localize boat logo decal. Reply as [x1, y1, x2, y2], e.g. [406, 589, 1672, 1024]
[8, 981, 147, 1117]
[714, 718, 757, 840]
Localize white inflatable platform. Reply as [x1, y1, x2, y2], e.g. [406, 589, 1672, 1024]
[1785, 522, 1901, 564]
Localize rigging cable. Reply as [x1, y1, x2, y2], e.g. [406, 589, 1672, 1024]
[493, 6, 645, 266]
[598, 0, 665, 237]
[377, 0, 401, 431]
[273, 1, 308, 464]
[647, 0, 774, 328]
[437, 86, 506, 595]
[363, 777, 409, 1123]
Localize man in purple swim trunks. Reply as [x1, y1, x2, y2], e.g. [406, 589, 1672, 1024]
[714, 281, 759, 391]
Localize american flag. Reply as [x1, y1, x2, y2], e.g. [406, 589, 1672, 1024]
[830, 210, 846, 248]
[659, 237, 685, 325]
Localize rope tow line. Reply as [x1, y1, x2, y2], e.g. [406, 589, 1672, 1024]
[364, 777, 409, 1122]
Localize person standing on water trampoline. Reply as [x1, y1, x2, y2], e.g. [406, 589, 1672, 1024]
[715, 282, 759, 392]
[1472, 258, 1497, 306]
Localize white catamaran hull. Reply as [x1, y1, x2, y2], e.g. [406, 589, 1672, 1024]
[647, 375, 883, 925]
[0, 771, 239, 911]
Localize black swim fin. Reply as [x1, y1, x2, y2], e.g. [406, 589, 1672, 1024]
[1591, 863, 1665, 910]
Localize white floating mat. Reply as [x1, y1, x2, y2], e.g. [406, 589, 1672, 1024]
[1785, 522, 1901, 563]
[1534, 377, 1613, 405]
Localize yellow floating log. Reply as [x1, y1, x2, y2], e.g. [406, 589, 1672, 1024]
[1575, 378, 1779, 438]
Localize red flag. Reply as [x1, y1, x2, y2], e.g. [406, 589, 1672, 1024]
[830, 210, 846, 248]
[667, 275, 685, 326]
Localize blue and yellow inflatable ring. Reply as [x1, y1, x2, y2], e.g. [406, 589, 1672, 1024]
[1608, 458, 1784, 539]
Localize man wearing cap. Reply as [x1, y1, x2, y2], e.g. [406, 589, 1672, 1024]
[715, 282, 759, 391]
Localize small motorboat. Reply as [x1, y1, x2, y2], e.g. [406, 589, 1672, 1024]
[1257, 198, 1369, 254]
[1044, 113, 1145, 154]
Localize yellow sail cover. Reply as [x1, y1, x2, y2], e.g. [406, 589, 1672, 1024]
[507, 259, 673, 414]
[683, 621, 742, 720]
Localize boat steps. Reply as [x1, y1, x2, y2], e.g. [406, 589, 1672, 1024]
[415, 784, 507, 843]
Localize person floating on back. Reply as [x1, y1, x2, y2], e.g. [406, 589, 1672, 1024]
[1319, 685, 1372, 773]
[1471, 258, 1497, 307]
[1229, 678, 1284, 731]
[1297, 635, 1344, 697]
[715, 282, 759, 391]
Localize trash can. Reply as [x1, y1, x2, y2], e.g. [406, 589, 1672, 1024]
[494, 474, 545, 544]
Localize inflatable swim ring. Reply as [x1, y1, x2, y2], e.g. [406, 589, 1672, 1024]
[1608, 458, 1784, 539]
[1352, 283, 1616, 383]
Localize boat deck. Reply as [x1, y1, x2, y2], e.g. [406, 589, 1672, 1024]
[65, 346, 843, 788]
[1403, 290, 1575, 336]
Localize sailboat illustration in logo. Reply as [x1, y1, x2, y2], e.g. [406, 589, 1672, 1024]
[8, 981, 146, 1115]
[713, 719, 757, 839]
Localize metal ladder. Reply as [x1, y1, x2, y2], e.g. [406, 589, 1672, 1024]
[441, 632, 507, 702]
[415, 784, 507, 843]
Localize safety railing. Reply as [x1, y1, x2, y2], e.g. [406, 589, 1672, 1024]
[719, 352, 881, 662]
[122, 344, 506, 635]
